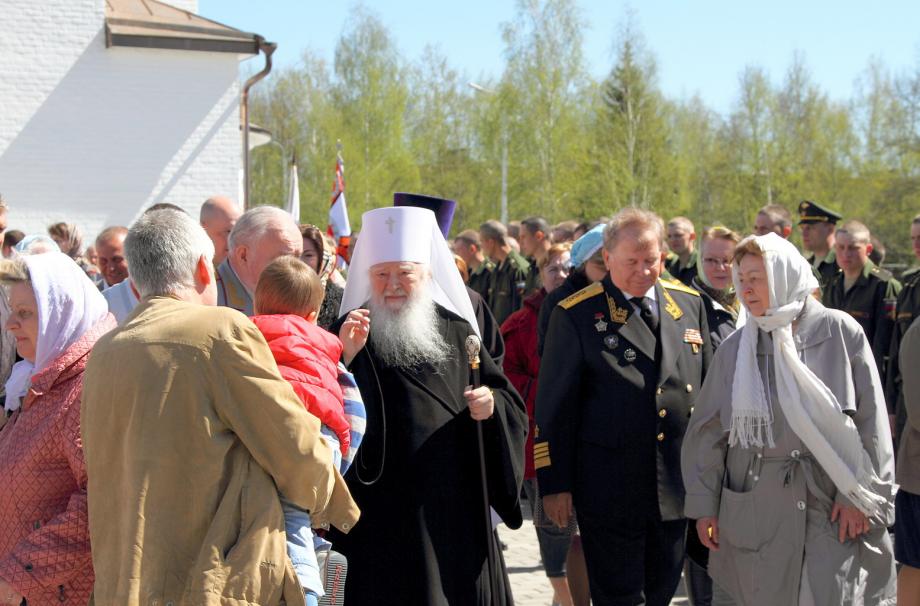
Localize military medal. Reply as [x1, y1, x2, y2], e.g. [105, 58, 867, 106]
[604, 334, 618, 349]
[624, 348, 637, 363]
[594, 313, 608, 333]
[683, 328, 703, 353]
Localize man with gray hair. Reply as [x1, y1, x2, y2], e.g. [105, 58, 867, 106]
[216, 205, 303, 315]
[536, 207, 711, 605]
[82, 209, 357, 605]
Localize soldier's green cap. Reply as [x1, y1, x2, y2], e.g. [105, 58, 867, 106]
[797, 200, 843, 225]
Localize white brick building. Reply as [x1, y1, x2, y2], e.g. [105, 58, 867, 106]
[0, 0, 267, 240]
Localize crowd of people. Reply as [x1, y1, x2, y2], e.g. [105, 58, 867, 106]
[0, 191, 917, 606]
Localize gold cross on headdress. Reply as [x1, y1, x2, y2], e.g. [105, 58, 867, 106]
[385, 217, 396, 234]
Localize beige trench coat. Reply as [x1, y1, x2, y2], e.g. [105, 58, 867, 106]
[82, 297, 359, 606]
[681, 298, 896, 606]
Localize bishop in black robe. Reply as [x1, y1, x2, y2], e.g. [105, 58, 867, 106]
[329, 304, 527, 606]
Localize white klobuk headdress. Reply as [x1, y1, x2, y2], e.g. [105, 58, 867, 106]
[339, 206, 480, 337]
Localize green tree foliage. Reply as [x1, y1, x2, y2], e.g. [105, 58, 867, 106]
[248, 2, 920, 266]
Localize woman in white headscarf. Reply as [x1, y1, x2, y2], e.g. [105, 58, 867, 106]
[0, 252, 115, 604]
[681, 233, 896, 606]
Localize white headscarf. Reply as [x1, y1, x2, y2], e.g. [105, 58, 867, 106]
[4, 252, 110, 412]
[340, 206, 480, 337]
[730, 233, 887, 516]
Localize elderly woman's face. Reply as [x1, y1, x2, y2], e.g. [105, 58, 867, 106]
[6, 282, 39, 362]
[737, 254, 771, 317]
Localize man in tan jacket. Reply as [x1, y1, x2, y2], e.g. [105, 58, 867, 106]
[82, 209, 358, 606]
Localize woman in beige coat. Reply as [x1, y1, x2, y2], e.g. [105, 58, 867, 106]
[681, 233, 896, 606]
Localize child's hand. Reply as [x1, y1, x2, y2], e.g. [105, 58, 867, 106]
[340, 309, 370, 365]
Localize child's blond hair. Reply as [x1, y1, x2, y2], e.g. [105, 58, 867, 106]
[254, 256, 325, 317]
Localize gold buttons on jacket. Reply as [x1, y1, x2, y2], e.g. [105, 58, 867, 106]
[657, 432, 665, 442]
[658, 409, 667, 418]
[656, 387, 663, 396]
[686, 384, 693, 393]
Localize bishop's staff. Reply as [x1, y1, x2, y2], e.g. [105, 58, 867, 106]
[466, 334, 499, 601]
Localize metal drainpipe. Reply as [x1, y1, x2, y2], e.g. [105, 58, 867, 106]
[241, 35, 277, 210]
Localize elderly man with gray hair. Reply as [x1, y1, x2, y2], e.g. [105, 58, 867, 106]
[82, 209, 357, 605]
[217, 206, 303, 315]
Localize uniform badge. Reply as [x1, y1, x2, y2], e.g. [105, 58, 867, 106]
[623, 348, 637, 363]
[661, 288, 683, 320]
[604, 334, 619, 349]
[683, 329, 703, 354]
[606, 295, 628, 324]
[594, 313, 608, 333]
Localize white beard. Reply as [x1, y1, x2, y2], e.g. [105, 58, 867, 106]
[368, 288, 453, 369]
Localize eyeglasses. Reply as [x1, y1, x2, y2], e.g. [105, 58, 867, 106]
[703, 257, 731, 268]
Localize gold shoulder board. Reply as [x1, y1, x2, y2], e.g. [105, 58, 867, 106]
[661, 279, 701, 297]
[559, 282, 604, 309]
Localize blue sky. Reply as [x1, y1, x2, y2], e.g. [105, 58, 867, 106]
[200, 1, 920, 116]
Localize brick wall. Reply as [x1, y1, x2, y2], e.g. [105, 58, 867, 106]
[0, 0, 245, 242]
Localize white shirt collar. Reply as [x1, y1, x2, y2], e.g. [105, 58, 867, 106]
[624, 283, 658, 302]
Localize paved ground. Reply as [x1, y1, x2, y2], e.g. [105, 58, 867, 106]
[500, 500, 690, 606]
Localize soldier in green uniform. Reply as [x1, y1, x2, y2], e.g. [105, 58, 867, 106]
[519, 216, 552, 296]
[822, 220, 901, 387]
[887, 214, 920, 440]
[536, 208, 711, 606]
[664, 216, 699, 286]
[798, 199, 842, 290]
[453, 229, 495, 299]
[480, 220, 532, 325]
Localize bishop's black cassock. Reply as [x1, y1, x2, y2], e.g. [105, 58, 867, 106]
[330, 304, 528, 606]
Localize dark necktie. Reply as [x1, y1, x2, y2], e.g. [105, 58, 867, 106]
[631, 296, 659, 334]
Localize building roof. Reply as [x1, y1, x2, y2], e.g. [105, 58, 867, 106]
[105, 0, 261, 54]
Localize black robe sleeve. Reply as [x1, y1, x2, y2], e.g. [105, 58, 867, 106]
[469, 287, 506, 367]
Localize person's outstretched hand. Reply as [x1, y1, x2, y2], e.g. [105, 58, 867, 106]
[340, 309, 370, 366]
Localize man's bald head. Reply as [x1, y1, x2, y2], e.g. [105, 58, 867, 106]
[200, 196, 241, 266]
[228, 206, 303, 293]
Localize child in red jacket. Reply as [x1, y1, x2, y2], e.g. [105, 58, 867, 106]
[251, 256, 369, 605]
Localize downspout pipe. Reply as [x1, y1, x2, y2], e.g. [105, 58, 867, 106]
[241, 35, 277, 210]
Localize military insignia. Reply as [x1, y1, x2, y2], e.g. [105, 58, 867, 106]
[624, 348, 637, 363]
[661, 288, 683, 320]
[604, 334, 619, 349]
[560, 282, 603, 310]
[606, 295, 628, 324]
[684, 328, 703, 354]
[534, 442, 551, 469]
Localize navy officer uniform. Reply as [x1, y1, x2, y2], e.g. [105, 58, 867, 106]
[535, 275, 711, 606]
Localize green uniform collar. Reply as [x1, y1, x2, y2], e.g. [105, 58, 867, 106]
[809, 248, 836, 267]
